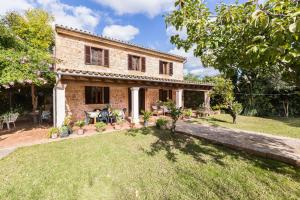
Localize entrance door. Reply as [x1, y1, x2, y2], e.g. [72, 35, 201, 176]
[128, 88, 145, 115]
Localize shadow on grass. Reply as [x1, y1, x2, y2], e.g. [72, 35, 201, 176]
[126, 127, 300, 181]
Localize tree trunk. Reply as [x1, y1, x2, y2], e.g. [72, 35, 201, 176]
[282, 99, 289, 118]
[227, 106, 237, 124]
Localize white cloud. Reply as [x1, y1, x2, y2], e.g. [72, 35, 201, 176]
[0, 0, 100, 31]
[102, 25, 139, 41]
[93, 0, 174, 18]
[169, 47, 219, 78]
[0, 0, 32, 14]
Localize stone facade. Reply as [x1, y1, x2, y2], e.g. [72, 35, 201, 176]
[55, 33, 184, 80]
[64, 81, 163, 121]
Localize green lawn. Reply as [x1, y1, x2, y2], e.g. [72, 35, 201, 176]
[191, 114, 300, 139]
[0, 128, 299, 200]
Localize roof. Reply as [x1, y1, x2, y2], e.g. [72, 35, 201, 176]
[56, 68, 213, 90]
[55, 25, 186, 62]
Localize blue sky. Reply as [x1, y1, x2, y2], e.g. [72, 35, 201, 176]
[0, 0, 248, 77]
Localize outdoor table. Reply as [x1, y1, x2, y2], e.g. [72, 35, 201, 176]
[86, 111, 100, 124]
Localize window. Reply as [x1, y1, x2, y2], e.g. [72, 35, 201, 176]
[159, 89, 172, 102]
[159, 61, 173, 76]
[85, 46, 109, 67]
[128, 55, 146, 72]
[85, 86, 109, 104]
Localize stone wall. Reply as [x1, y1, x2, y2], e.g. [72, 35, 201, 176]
[55, 33, 184, 80]
[65, 81, 129, 120]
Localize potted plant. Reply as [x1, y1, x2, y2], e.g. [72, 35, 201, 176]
[60, 125, 69, 137]
[48, 127, 59, 139]
[75, 120, 85, 135]
[112, 110, 122, 129]
[95, 122, 106, 132]
[63, 115, 73, 134]
[141, 110, 153, 127]
[156, 117, 169, 130]
[183, 109, 193, 119]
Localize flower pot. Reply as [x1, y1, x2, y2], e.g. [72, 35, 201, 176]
[51, 133, 58, 139]
[77, 128, 84, 135]
[114, 124, 121, 130]
[144, 121, 148, 127]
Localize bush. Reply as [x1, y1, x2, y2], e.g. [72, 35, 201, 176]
[63, 115, 72, 127]
[156, 118, 169, 128]
[48, 127, 59, 138]
[183, 109, 193, 118]
[95, 122, 106, 132]
[75, 120, 85, 128]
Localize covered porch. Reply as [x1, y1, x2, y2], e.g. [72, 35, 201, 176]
[53, 69, 213, 127]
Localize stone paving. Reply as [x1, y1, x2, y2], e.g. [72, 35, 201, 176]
[176, 120, 300, 167]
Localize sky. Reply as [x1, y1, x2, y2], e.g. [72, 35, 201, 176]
[0, 0, 249, 78]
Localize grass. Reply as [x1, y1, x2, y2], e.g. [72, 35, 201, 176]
[191, 114, 300, 139]
[0, 128, 300, 200]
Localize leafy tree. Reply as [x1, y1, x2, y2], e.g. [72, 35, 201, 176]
[164, 101, 183, 134]
[166, 0, 299, 115]
[204, 76, 242, 123]
[184, 73, 201, 81]
[0, 9, 55, 112]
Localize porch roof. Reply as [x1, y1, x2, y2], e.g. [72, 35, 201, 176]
[56, 68, 213, 90]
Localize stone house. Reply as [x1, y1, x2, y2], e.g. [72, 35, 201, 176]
[53, 25, 213, 127]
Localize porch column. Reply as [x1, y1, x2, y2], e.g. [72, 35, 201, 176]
[53, 82, 66, 127]
[175, 89, 183, 108]
[131, 87, 140, 124]
[204, 90, 210, 108]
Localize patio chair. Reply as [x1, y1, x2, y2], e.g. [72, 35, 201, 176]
[160, 106, 170, 116]
[151, 105, 163, 116]
[39, 111, 51, 123]
[3, 113, 19, 130]
[97, 110, 110, 124]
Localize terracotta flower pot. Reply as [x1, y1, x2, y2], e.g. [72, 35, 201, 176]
[77, 128, 84, 135]
[51, 133, 58, 139]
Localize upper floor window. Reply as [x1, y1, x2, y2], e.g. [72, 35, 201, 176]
[159, 61, 173, 76]
[128, 54, 146, 72]
[85, 86, 109, 104]
[85, 46, 109, 67]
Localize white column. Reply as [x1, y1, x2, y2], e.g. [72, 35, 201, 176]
[175, 89, 183, 108]
[131, 87, 140, 124]
[53, 83, 66, 127]
[204, 90, 210, 108]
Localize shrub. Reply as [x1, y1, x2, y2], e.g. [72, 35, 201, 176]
[48, 127, 59, 138]
[183, 109, 193, 118]
[75, 120, 85, 128]
[156, 118, 169, 128]
[164, 101, 183, 134]
[63, 115, 72, 127]
[95, 122, 106, 132]
[141, 110, 153, 122]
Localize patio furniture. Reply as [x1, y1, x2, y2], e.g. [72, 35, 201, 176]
[85, 111, 100, 124]
[151, 105, 163, 116]
[97, 110, 110, 124]
[3, 113, 19, 130]
[40, 111, 51, 123]
[160, 106, 170, 115]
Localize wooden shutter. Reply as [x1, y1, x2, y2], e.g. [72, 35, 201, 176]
[128, 55, 132, 70]
[159, 61, 163, 74]
[169, 62, 173, 76]
[103, 87, 110, 104]
[141, 57, 146, 72]
[85, 46, 91, 64]
[159, 89, 163, 101]
[169, 90, 172, 100]
[104, 49, 109, 67]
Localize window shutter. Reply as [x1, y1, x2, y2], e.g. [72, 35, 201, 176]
[141, 57, 146, 72]
[169, 62, 173, 76]
[103, 87, 110, 104]
[159, 89, 163, 101]
[85, 46, 91, 64]
[128, 55, 132, 70]
[169, 90, 172, 100]
[159, 61, 163, 74]
[104, 49, 109, 67]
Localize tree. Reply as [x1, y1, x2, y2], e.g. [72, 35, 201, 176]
[0, 9, 55, 112]
[166, 0, 299, 114]
[164, 101, 183, 134]
[204, 76, 242, 123]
